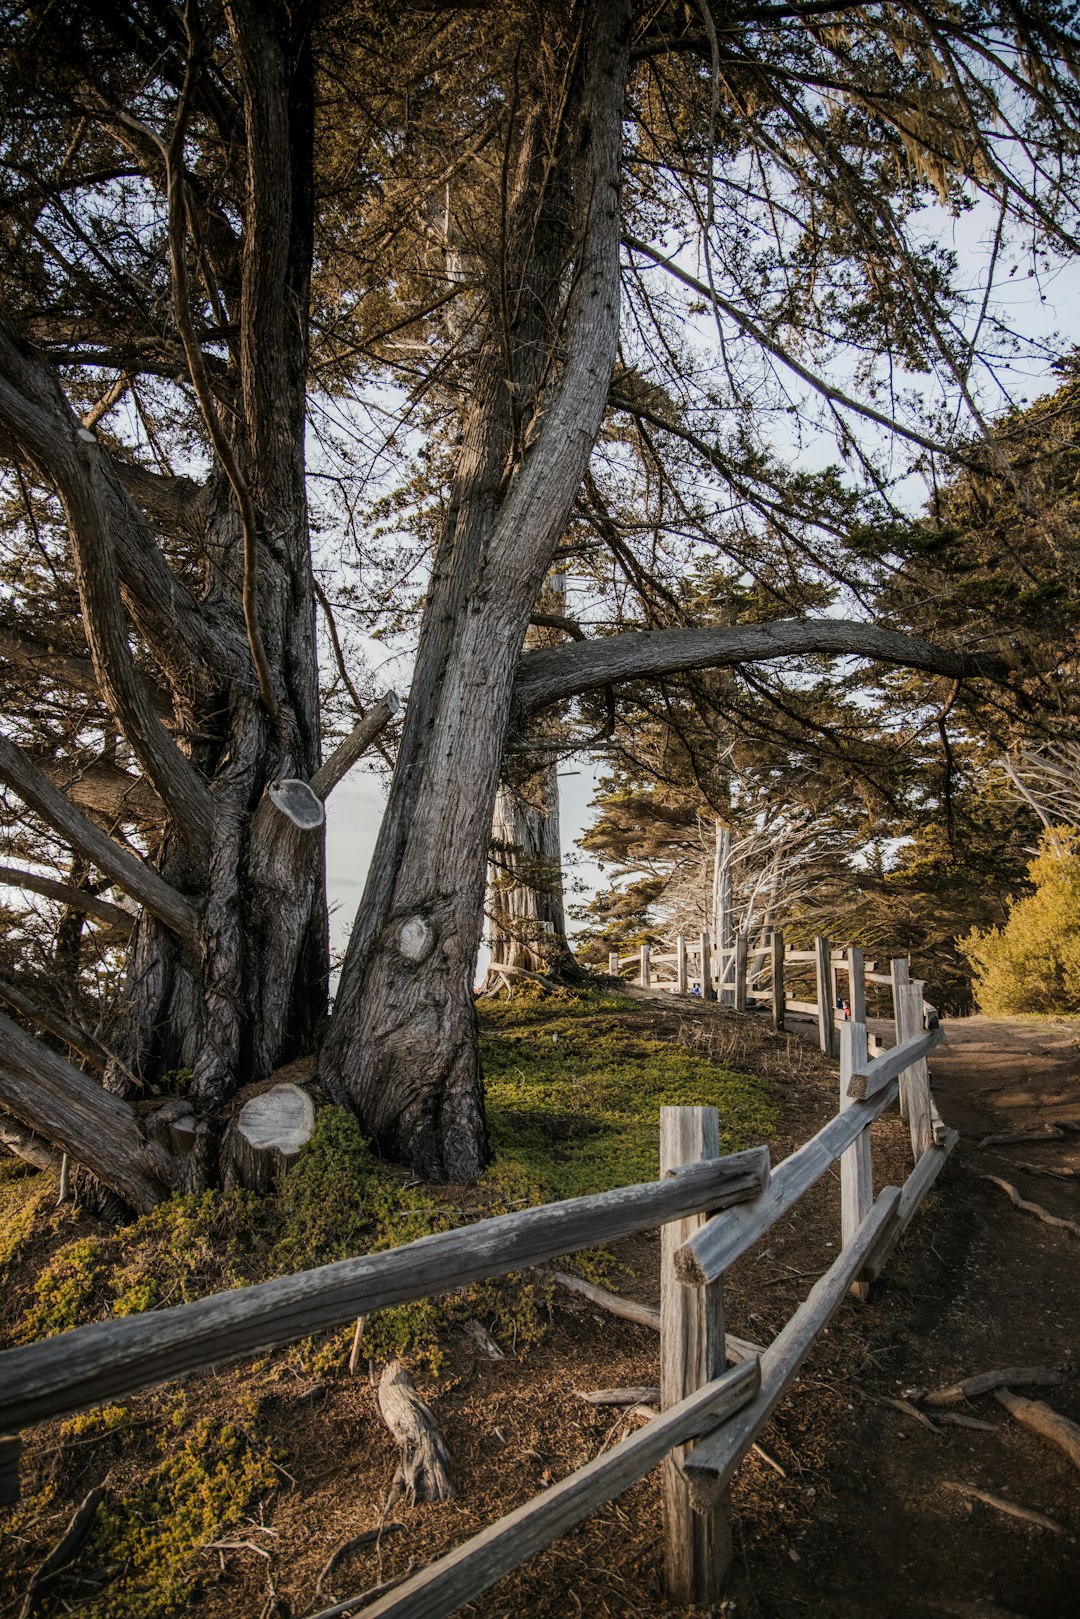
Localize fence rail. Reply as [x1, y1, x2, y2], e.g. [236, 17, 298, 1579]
[610, 929, 937, 1063]
[0, 963, 954, 1616]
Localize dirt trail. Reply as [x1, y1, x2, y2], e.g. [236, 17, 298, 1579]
[740, 1017, 1080, 1619]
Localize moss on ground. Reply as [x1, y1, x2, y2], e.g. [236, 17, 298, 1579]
[2, 985, 776, 1616]
[480, 985, 778, 1200]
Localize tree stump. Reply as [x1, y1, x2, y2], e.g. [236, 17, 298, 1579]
[378, 1359, 456, 1504]
[224, 1084, 315, 1192]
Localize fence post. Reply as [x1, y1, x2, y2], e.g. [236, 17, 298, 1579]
[608, 950, 619, 978]
[660, 1107, 731, 1603]
[839, 1021, 874, 1302]
[847, 945, 867, 1025]
[771, 931, 785, 1031]
[676, 934, 688, 995]
[700, 932, 715, 1002]
[734, 933, 748, 1013]
[640, 942, 651, 989]
[899, 980, 935, 1160]
[815, 935, 836, 1058]
[890, 958, 911, 1122]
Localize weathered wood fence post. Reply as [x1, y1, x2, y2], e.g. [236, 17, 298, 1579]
[890, 957, 911, 1122]
[608, 950, 619, 978]
[660, 1106, 731, 1603]
[815, 935, 836, 1058]
[699, 932, 715, 1002]
[640, 942, 651, 989]
[676, 934, 688, 995]
[898, 980, 935, 1160]
[838, 1021, 873, 1302]
[771, 931, 785, 1031]
[734, 933, 748, 1013]
[847, 944, 867, 1025]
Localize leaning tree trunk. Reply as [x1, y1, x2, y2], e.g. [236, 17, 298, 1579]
[320, 0, 631, 1180]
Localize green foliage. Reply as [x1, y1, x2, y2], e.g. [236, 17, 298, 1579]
[0, 1158, 53, 1274]
[960, 829, 1080, 1015]
[480, 985, 778, 1199]
[79, 1418, 279, 1619]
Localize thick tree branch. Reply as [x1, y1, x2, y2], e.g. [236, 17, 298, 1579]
[310, 695, 400, 800]
[0, 737, 198, 944]
[0, 863, 135, 933]
[0, 974, 111, 1075]
[0, 1111, 62, 1175]
[512, 619, 1011, 716]
[111, 459, 213, 537]
[0, 1010, 169, 1212]
[30, 753, 163, 827]
[0, 309, 253, 694]
[0, 613, 174, 719]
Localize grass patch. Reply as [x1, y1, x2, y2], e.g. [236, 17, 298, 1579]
[480, 985, 778, 1201]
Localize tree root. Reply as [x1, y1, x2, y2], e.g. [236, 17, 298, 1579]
[942, 1481, 1065, 1534]
[995, 1388, 1080, 1472]
[922, 1365, 1062, 1407]
[978, 1173, 1080, 1239]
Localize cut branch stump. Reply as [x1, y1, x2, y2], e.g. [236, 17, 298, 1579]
[224, 1084, 315, 1193]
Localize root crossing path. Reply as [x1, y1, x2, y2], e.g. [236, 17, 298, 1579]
[743, 1016, 1080, 1619]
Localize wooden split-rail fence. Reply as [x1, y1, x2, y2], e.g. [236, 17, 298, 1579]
[0, 960, 952, 1616]
[611, 931, 922, 1062]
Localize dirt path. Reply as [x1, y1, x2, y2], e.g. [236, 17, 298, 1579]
[736, 1017, 1080, 1619]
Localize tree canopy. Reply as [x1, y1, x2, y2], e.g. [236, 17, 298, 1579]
[1, 0, 1078, 1201]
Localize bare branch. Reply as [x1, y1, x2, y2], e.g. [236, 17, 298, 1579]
[0, 864, 135, 933]
[0, 974, 112, 1075]
[0, 736, 198, 945]
[512, 619, 1011, 716]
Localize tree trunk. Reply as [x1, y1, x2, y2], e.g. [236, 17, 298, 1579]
[489, 764, 567, 973]
[321, 0, 631, 1180]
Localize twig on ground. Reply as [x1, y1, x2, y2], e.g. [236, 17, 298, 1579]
[19, 1487, 105, 1619]
[752, 1442, 788, 1476]
[942, 1481, 1065, 1533]
[301, 1562, 418, 1619]
[936, 1412, 998, 1433]
[860, 1389, 943, 1434]
[314, 1525, 405, 1597]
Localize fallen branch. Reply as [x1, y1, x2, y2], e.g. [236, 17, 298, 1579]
[751, 1441, 787, 1477]
[975, 1126, 1066, 1149]
[460, 1319, 504, 1360]
[19, 1486, 105, 1618]
[377, 1360, 455, 1504]
[575, 1386, 660, 1407]
[978, 1173, 1080, 1240]
[861, 1390, 943, 1434]
[1014, 1161, 1079, 1181]
[923, 1366, 1063, 1407]
[994, 1388, 1080, 1472]
[942, 1481, 1065, 1534]
[302, 1563, 417, 1619]
[546, 1268, 762, 1362]
[937, 1412, 997, 1433]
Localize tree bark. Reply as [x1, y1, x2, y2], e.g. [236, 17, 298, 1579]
[322, 0, 632, 1179]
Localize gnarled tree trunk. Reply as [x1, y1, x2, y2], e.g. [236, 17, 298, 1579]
[320, 0, 632, 1180]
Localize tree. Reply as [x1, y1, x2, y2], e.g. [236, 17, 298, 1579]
[961, 829, 1080, 1014]
[0, 0, 1077, 1200]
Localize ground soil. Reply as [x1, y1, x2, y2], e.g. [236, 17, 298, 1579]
[1, 1005, 1078, 1619]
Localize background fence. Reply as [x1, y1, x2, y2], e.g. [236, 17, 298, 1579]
[0, 962, 952, 1616]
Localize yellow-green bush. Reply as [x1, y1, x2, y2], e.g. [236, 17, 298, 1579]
[960, 828, 1080, 1014]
